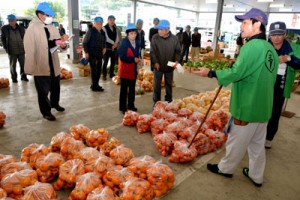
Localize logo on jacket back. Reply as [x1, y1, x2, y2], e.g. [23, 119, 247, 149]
[265, 50, 275, 73]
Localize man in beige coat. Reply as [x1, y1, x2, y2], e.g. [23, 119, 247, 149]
[24, 2, 67, 121]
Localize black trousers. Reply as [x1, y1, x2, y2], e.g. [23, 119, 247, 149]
[8, 54, 26, 80]
[34, 75, 60, 116]
[89, 57, 103, 89]
[266, 77, 285, 141]
[153, 69, 174, 106]
[119, 78, 136, 111]
[103, 49, 116, 78]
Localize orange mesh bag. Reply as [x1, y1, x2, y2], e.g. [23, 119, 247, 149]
[60, 137, 85, 160]
[109, 145, 134, 166]
[119, 177, 153, 200]
[21, 144, 50, 169]
[50, 132, 72, 152]
[1, 162, 32, 180]
[23, 182, 57, 200]
[69, 124, 91, 142]
[127, 155, 156, 179]
[86, 128, 109, 148]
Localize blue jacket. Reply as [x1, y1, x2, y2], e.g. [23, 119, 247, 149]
[269, 39, 300, 98]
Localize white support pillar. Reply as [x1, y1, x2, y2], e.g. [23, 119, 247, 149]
[68, 0, 80, 63]
[133, 0, 137, 23]
[213, 0, 224, 56]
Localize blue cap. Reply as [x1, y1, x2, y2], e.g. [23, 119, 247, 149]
[7, 14, 16, 20]
[94, 17, 103, 23]
[235, 8, 268, 26]
[156, 19, 170, 29]
[136, 19, 143, 24]
[36, 2, 56, 17]
[108, 15, 115, 20]
[186, 25, 191, 28]
[80, 58, 89, 65]
[126, 23, 137, 31]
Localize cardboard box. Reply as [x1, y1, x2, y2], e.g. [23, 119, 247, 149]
[79, 68, 90, 77]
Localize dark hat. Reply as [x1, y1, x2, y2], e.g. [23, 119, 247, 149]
[235, 8, 268, 26]
[269, 21, 286, 35]
[194, 27, 198, 31]
[108, 15, 115, 20]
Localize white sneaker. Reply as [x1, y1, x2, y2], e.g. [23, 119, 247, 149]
[265, 140, 272, 149]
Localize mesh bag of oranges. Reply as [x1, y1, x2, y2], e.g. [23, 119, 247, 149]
[0, 169, 38, 199]
[0, 78, 10, 89]
[102, 166, 134, 194]
[99, 137, 121, 156]
[0, 154, 17, 174]
[146, 162, 175, 198]
[0, 111, 6, 128]
[88, 153, 115, 179]
[0, 187, 7, 198]
[23, 182, 57, 200]
[119, 177, 153, 200]
[74, 147, 101, 173]
[153, 131, 177, 157]
[127, 155, 156, 179]
[50, 132, 72, 152]
[1, 162, 32, 180]
[35, 152, 65, 183]
[69, 172, 102, 200]
[86, 186, 117, 200]
[136, 114, 156, 134]
[60, 137, 86, 160]
[150, 118, 169, 137]
[109, 145, 135, 166]
[168, 141, 198, 163]
[21, 144, 50, 169]
[53, 159, 85, 190]
[85, 128, 109, 148]
[122, 111, 139, 126]
[69, 124, 91, 142]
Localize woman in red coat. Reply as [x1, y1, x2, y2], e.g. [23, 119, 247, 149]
[117, 23, 141, 114]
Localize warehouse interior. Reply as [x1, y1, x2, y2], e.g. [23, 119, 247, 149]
[0, 0, 300, 199]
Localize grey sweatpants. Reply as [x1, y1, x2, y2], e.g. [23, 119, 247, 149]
[218, 122, 267, 184]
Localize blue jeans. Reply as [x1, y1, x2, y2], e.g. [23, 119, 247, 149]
[153, 69, 174, 106]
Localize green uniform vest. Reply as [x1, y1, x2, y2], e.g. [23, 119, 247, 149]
[216, 39, 279, 122]
[284, 43, 300, 98]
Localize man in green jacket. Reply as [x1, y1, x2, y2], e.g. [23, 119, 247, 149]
[265, 22, 300, 148]
[197, 8, 278, 187]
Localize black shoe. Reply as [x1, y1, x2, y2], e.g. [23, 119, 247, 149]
[110, 74, 115, 78]
[43, 113, 56, 121]
[12, 79, 18, 83]
[52, 105, 65, 112]
[242, 168, 262, 187]
[207, 163, 233, 178]
[128, 107, 138, 112]
[21, 77, 29, 82]
[90, 86, 104, 92]
[120, 109, 127, 115]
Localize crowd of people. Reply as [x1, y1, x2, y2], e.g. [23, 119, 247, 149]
[1, 3, 300, 188]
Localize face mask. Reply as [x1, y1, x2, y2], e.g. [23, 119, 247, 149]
[44, 17, 53, 25]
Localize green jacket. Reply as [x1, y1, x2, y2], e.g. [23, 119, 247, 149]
[216, 38, 278, 122]
[285, 43, 300, 98]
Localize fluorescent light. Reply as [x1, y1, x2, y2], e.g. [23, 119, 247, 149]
[206, 0, 217, 3]
[257, 0, 273, 2]
[269, 3, 284, 8]
[279, 8, 292, 12]
[224, 4, 234, 8]
[235, 8, 246, 12]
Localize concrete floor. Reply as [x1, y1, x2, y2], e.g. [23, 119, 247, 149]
[0, 48, 299, 200]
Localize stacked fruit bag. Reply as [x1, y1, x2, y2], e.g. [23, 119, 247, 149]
[0, 125, 176, 199]
[123, 88, 231, 163]
[60, 67, 73, 80]
[0, 169, 38, 199]
[0, 78, 9, 89]
[0, 112, 6, 128]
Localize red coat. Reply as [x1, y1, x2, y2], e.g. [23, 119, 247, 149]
[118, 37, 141, 80]
[118, 48, 136, 79]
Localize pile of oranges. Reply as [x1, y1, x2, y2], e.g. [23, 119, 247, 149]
[0, 112, 6, 128]
[0, 124, 176, 199]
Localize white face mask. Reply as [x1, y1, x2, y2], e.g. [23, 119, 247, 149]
[44, 17, 53, 25]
